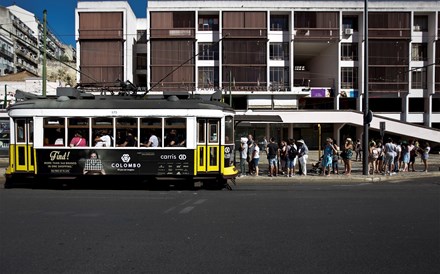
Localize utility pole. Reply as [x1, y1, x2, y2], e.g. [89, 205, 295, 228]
[362, 0, 370, 175]
[42, 10, 47, 96]
[3, 85, 7, 109]
[229, 70, 232, 107]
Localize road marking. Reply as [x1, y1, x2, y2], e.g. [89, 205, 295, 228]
[179, 206, 194, 214]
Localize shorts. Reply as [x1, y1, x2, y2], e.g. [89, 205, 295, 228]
[269, 157, 277, 167]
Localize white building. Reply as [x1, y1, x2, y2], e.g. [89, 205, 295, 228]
[75, 0, 440, 146]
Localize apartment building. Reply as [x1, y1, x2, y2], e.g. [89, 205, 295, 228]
[0, 5, 71, 76]
[76, 0, 440, 147]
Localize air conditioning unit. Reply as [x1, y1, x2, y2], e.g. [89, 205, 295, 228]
[344, 28, 354, 35]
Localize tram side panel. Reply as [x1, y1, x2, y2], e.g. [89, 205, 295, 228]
[35, 148, 195, 176]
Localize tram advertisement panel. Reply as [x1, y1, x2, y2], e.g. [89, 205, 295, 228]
[36, 149, 194, 176]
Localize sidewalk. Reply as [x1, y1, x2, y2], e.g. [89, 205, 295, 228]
[235, 150, 440, 182]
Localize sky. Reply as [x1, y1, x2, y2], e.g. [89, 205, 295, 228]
[3, 0, 147, 47]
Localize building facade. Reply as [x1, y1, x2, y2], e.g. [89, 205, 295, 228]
[0, 5, 75, 76]
[76, 0, 440, 147]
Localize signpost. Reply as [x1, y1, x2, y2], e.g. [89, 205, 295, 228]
[380, 121, 386, 140]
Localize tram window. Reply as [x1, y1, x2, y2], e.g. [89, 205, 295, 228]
[68, 118, 89, 147]
[198, 120, 206, 143]
[116, 118, 138, 147]
[208, 120, 218, 142]
[164, 118, 186, 147]
[92, 118, 113, 147]
[140, 118, 162, 147]
[43, 118, 65, 146]
[225, 116, 234, 144]
[16, 119, 26, 143]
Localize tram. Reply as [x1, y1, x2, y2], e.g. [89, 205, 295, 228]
[4, 88, 238, 189]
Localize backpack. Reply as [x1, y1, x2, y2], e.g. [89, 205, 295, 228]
[288, 145, 298, 159]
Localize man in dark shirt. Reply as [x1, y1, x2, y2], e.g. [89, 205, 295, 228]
[267, 137, 279, 177]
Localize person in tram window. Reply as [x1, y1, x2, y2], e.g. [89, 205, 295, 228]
[117, 129, 137, 147]
[69, 130, 87, 147]
[143, 129, 159, 147]
[94, 130, 112, 147]
[165, 129, 179, 146]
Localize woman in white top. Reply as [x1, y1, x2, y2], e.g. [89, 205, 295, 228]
[252, 142, 260, 176]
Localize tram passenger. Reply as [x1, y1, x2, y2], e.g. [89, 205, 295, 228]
[117, 129, 137, 147]
[143, 129, 159, 147]
[54, 128, 64, 146]
[165, 129, 179, 146]
[94, 130, 112, 147]
[69, 130, 87, 147]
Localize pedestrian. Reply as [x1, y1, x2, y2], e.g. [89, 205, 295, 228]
[383, 137, 396, 175]
[321, 137, 337, 176]
[341, 137, 354, 175]
[279, 140, 288, 175]
[409, 139, 418, 172]
[247, 134, 255, 175]
[267, 137, 279, 177]
[286, 138, 298, 177]
[332, 142, 340, 174]
[297, 139, 309, 176]
[252, 142, 260, 176]
[368, 141, 379, 174]
[393, 141, 402, 173]
[420, 142, 430, 172]
[355, 139, 362, 161]
[239, 137, 248, 177]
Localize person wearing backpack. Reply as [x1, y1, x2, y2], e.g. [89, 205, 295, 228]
[286, 138, 298, 177]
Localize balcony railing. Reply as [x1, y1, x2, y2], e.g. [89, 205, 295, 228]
[222, 28, 267, 38]
[294, 28, 339, 40]
[368, 28, 411, 39]
[150, 28, 195, 39]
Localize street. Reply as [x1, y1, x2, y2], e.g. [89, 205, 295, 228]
[1, 178, 439, 273]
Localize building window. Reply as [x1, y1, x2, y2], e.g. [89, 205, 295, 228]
[270, 67, 289, 90]
[414, 15, 428, 31]
[270, 15, 289, 31]
[198, 15, 219, 31]
[411, 43, 427, 61]
[269, 43, 289, 60]
[341, 67, 358, 89]
[137, 30, 147, 43]
[198, 43, 218, 60]
[342, 15, 358, 31]
[198, 67, 219, 89]
[136, 54, 147, 69]
[341, 43, 358, 61]
[411, 68, 427, 89]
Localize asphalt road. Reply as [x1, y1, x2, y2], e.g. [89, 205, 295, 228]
[1, 178, 439, 274]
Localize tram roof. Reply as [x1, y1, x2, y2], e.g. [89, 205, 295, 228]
[8, 90, 235, 112]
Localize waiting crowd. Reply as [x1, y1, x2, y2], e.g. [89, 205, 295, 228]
[238, 134, 432, 177]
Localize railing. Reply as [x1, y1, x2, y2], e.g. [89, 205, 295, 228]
[368, 28, 411, 39]
[294, 28, 339, 40]
[222, 28, 267, 38]
[150, 28, 195, 39]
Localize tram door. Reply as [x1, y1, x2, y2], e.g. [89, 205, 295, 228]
[13, 118, 34, 172]
[196, 118, 220, 173]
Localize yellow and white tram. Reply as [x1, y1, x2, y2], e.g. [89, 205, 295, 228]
[4, 88, 238, 189]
